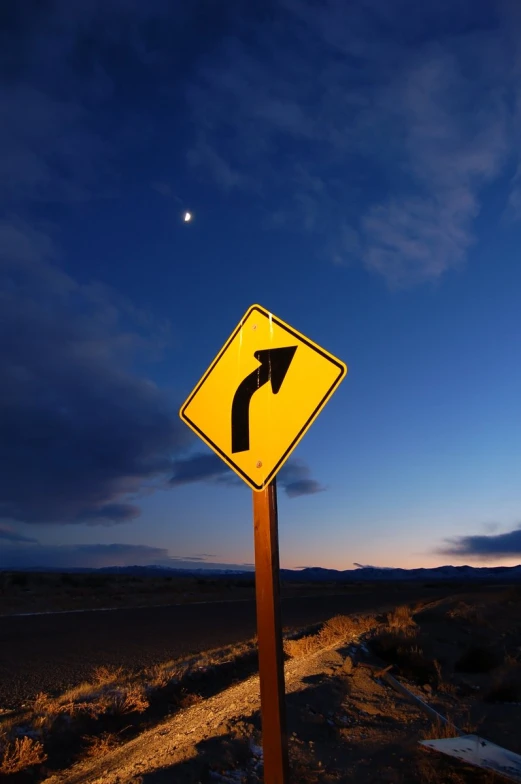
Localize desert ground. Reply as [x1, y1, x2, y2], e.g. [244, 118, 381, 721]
[1, 579, 521, 782]
[0, 574, 447, 705]
[0, 571, 453, 617]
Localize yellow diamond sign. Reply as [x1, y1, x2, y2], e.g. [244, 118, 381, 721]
[179, 304, 347, 491]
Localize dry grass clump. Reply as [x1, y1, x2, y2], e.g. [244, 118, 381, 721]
[31, 680, 149, 729]
[82, 732, 120, 758]
[447, 601, 484, 625]
[386, 604, 416, 631]
[371, 625, 419, 654]
[420, 718, 460, 740]
[144, 661, 184, 691]
[284, 634, 321, 658]
[92, 665, 126, 685]
[284, 614, 376, 658]
[324, 614, 375, 639]
[369, 604, 455, 686]
[371, 626, 438, 685]
[433, 660, 457, 695]
[178, 690, 204, 709]
[0, 736, 47, 775]
[107, 684, 149, 715]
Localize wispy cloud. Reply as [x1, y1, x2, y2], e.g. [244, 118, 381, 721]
[439, 525, 521, 560]
[278, 459, 326, 498]
[5, 1, 519, 291]
[170, 454, 237, 488]
[187, 0, 521, 287]
[0, 525, 39, 545]
[170, 453, 325, 498]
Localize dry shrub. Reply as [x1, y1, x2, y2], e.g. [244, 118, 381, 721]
[447, 602, 484, 625]
[32, 681, 148, 729]
[32, 689, 108, 727]
[284, 614, 376, 658]
[107, 684, 149, 715]
[387, 605, 415, 631]
[83, 732, 120, 758]
[178, 690, 203, 709]
[420, 718, 460, 740]
[433, 659, 444, 686]
[31, 691, 62, 729]
[434, 660, 457, 695]
[60, 699, 109, 719]
[322, 614, 374, 641]
[34, 678, 148, 723]
[145, 662, 184, 690]
[284, 634, 320, 659]
[32, 691, 56, 713]
[372, 627, 419, 656]
[0, 736, 47, 774]
[371, 629, 438, 684]
[92, 665, 125, 685]
[53, 680, 103, 705]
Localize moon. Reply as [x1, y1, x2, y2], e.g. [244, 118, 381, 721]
[183, 211, 192, 223]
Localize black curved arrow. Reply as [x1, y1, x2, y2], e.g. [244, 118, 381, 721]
[231, 346, 297, 454]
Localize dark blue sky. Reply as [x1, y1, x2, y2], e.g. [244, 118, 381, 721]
[2, 0, 521, 570]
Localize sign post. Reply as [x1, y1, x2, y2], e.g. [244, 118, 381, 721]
[179, 304, 347, 782]
[253, 477, 289, 783]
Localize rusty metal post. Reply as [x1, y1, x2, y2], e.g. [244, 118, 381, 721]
[253, 477, 289, 784]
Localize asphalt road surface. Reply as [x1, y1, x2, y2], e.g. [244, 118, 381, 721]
[0, 587, 443, 707]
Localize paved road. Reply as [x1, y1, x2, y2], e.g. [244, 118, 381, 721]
[0, 587, 441, 707]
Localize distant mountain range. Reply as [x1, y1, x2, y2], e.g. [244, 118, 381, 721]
[281, 564, 521, 582]
[9, 563, 521, 581]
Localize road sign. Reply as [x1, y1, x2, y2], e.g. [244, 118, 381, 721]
[180, 304, 348, 782]
[179, 304, 347, 491]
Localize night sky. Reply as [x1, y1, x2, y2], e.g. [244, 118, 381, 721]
[2, 0, 521, 571]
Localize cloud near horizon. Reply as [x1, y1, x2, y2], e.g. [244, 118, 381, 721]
[439, 524, 521, 560]
[0, 542, 254, 571]
[170, 453, 326, 498]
